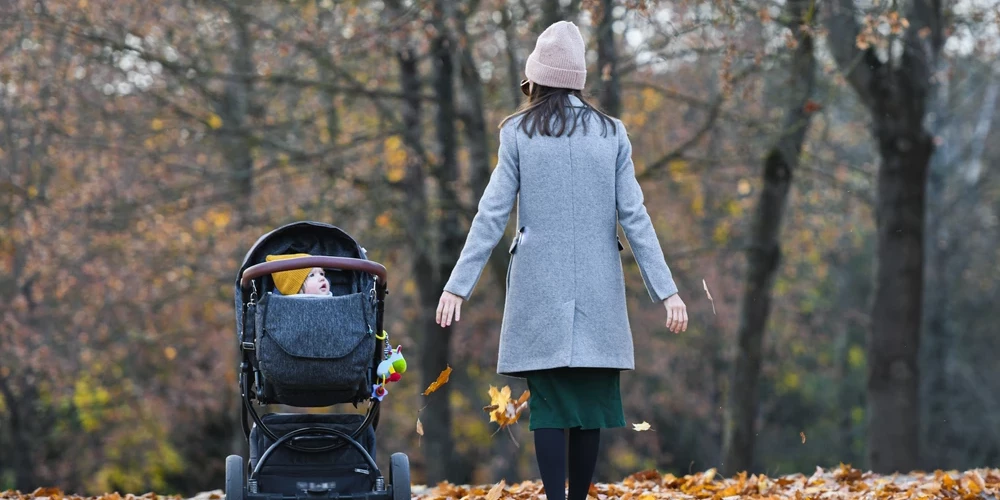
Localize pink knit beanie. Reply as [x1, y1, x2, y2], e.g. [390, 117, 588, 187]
[525, 21, 587, 90]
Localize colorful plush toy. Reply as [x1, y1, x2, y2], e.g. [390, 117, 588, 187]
[377, 346, 407, 382]
[372, 332, 407, 400]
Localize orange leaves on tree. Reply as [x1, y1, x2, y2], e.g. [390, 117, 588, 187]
[422, 365, 451, 396]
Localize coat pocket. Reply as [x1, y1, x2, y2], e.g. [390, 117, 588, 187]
[507, 227, 525, 290]
[509, 226, 525, 255]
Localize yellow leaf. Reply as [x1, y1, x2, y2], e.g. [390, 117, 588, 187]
[151, 118, 164, 131]
[375, 212, 392, 228]
[207, 113, 223, 129]
[638, 494, 656, 500]
[486, 479, 505, 500]
[416, 418, 423, 436]
[27, 186, 38, 198]
[632, 421, 651, 431]
[164, 346, 177, 360]
[386, 166, 405, 183]
[210, 210, 231, 229]
[422, 366, 452, 396]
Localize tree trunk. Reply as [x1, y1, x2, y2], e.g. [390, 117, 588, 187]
[825, 0, 943, 473]
[0, 376, 36, 489]
[499, 5, 524, 111]
[538, 0, 582, 32]
[220, 7, 255, 228]
[866, 119, 931, 473]
[417, 0, 463, 484]
[721, 0, 816, 474]
[219, 5, 255, 462]
[595, 0, 621, 117]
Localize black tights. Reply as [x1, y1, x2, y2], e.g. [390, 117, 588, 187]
[533, 428, 601, 500]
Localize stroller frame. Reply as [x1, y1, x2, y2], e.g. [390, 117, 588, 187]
[228, 223, 409, 500]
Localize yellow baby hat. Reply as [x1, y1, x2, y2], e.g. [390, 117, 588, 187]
[265, 253, 312, 295]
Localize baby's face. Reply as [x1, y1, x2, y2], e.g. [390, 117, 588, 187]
[300, 267, 330, 295]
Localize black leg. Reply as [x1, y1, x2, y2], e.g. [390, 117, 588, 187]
[533, 428, 567, 500]
[567, 428, 600, 500]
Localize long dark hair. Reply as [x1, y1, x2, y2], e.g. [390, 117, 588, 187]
[500, 83, 617, 138]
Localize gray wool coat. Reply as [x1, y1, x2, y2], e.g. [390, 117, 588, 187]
[443, 95, 678, 377]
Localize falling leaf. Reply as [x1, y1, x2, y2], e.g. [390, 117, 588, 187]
[484, 385, 529, 429]
[164, 346, 177, 360]
[703, 279, 716, 315]
[485, 479, 505, 500]
[422, 365, 452, 395]
[632, 421, 652, 431]
[150, 118, 164, 131]
[800, 431, 807, 443]
[415, 418, 424, 436]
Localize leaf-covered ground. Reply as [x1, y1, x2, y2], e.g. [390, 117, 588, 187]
[414, 465, 1000, 499]
[3, 465, 999, 500]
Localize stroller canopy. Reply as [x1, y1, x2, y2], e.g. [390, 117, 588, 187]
[234, 221, 373, 316]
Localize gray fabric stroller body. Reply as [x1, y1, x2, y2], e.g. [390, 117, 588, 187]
[227, 221, 409, 500]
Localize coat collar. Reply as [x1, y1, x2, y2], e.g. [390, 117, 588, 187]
[567, 94, 584, 107]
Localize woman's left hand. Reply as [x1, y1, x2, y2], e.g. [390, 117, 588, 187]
[436, 291, 464, 327]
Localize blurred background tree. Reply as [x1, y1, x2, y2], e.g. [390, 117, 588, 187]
[1, 0, 998, 494]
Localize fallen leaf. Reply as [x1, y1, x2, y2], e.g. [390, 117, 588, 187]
[801, 431, 807, 443]
[486, 479, 506, 500]
[632, 421, 652, 431]
[422, 365, 452, 395]
[416, 418, 424, 436]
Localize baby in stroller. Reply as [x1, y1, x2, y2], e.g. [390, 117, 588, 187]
[266, 253, 334, 296]
[227, 222, 410, 500]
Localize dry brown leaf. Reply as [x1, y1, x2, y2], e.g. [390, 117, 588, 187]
[485, 479, 505, 500]
[415, 418, 424, 436]
[422, 365, 452, 396]
[801, 431, 807, 443]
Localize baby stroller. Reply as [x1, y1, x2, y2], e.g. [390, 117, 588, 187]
[227, 221, 410, 500]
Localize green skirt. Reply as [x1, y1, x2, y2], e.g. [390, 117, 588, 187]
[522, 367, 626, 431]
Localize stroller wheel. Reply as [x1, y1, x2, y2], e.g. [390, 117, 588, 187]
[225, 455, 246, 500]
[389, 452, 410, 500]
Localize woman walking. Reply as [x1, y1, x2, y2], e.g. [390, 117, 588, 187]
[435, 20, 688, 500]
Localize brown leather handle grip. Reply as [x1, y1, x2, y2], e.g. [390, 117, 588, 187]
[240, 256, 387, 290]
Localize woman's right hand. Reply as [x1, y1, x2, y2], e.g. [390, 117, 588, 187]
[663, 294, 688, 333]
[436, 291, 464, 327]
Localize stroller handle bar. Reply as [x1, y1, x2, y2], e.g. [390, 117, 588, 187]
[240, 256, 387, 290]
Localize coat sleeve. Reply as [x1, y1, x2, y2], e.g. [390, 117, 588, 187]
[443, 123, 520, 300]
[615, 120, 679, 302]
